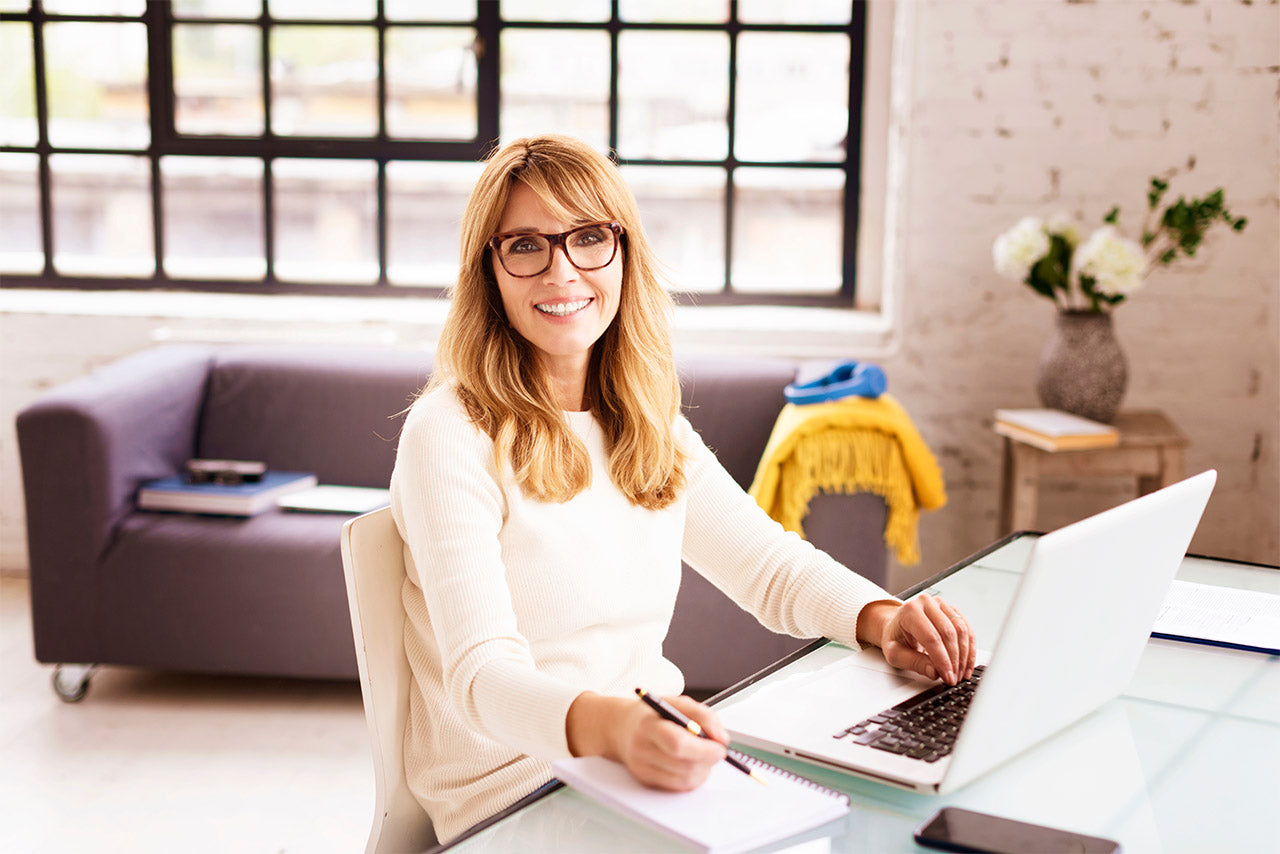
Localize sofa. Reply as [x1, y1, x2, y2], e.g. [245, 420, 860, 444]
[17, 344, 888, 700]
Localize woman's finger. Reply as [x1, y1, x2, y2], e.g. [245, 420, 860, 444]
[881, 641, 937, 681]
[900, 595, 957, 683]
[938, 599, 973, 680]
[924, 595, 962, 679]
[667, 695, 730, 744]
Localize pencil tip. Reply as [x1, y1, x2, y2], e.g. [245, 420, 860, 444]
[751, 770, 770, 786]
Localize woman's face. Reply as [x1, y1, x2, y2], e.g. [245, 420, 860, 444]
[491, 180, 623, 387]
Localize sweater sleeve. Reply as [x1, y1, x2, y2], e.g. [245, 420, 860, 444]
[678, 418, 900, 646]
[391, 392, 582, 760]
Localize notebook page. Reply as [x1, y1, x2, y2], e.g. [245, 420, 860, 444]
[553, 754, 849, 854]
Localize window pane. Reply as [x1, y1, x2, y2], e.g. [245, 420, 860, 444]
[50, 153, 154, 277]
[267, 0, 375, 20]
[501, 30, 609, 150]
[272, 158, 377, 284]
[386, 160, 484, 286]
[620, 165, 725, 293]
[0, 23, 37, 147]
[161, 156, 265, 280]
[737, 0, 851, 25]
[45, 23, 149, 150]
[174, 24, 264, 136]
[0, 0, 31, 10]
[735, 33, 848, 162]
[0, 153, 42, 274]
[270, 26, 377, 137]
[386, 27, 477, 140]
[620, 0, 727, 23]
[500, 0, 609, 22]
[386, 0, 474, 21]
[43, 0, 145, 14]
[732, 167, 842, 294]
[618, 32, 728, 160]
[172, 0, 263, 18]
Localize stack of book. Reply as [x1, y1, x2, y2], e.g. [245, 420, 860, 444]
[137, 469, 317, 517]
[993, 408, 1120, 452]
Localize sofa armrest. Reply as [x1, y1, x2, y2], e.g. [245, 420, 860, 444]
[16, 345, 215, 659]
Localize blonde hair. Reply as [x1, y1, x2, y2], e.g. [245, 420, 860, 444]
[430, 134, 686, 510]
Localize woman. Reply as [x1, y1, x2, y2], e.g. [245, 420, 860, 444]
[389, 134, 975, 843]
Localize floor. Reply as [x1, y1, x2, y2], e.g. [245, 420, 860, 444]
[0, 576, 374, 853]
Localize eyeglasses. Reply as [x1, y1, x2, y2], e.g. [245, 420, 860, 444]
[489, 221, 623, 278]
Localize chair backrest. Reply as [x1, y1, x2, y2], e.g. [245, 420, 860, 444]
[340, 507, 437, 854]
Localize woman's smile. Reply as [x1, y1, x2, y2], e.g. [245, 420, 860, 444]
[535, 297, 594, 317]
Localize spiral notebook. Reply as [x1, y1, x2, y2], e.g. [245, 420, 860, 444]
[552, 753, 849, 853]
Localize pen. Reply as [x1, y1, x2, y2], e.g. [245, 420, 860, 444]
[634, 688, 769, 785]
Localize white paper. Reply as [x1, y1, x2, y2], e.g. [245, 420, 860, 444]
[553, 755, 847, 854]
[1153, 580, 1280, 652]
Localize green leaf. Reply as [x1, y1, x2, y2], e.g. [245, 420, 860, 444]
[1103, 206, 1120, 225]
[1148, 177, 1169, 209]
[1027, 253, 1063, 299]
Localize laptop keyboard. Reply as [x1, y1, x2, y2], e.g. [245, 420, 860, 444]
[832, 665, 986, 763]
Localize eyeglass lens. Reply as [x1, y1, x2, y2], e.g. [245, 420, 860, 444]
[495, 224, 617, 277]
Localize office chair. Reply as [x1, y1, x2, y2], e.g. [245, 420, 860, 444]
[340, 507, 438, 854]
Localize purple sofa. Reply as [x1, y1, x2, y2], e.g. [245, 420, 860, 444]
[17, 345, 887, 700]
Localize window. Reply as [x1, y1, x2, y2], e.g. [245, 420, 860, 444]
[0, 0, 866, 307]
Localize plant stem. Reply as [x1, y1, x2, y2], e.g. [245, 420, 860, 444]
[1146, 234, 1178, 267]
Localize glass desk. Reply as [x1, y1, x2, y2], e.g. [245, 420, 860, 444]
[443, 535, 1279, 853]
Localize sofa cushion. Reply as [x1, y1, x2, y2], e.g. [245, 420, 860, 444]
[95, 509, 357, 678]
[196, 346, 432, 488]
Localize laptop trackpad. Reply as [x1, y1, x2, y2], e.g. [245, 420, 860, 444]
[722, 647, 934, 739]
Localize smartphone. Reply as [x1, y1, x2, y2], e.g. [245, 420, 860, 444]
[914, 807, 1120, 854]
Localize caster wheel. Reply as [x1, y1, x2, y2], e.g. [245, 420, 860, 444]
[52, 664, 96, 703]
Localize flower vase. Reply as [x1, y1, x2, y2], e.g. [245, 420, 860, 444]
[1035, 310, 1128, 423]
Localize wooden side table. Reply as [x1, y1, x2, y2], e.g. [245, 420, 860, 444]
[997, 409, 1189, 535]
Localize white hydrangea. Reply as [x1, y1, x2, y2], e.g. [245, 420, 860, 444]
[1072, 226, 1149, 297]
[992, 216, 1049, 281]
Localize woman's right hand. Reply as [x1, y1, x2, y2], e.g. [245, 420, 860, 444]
[567, 691, 727, 791]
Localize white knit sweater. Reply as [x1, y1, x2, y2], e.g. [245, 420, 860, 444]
[389, 385, 896, 843]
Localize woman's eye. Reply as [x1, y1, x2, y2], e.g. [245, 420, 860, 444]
[571, 228, 605, 247]
[507, 238, 542, 254]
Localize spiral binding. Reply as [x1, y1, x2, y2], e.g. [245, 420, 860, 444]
[731, 750, 851, 805]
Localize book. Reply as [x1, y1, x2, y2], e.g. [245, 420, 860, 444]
[993, 408, 1120, 452]
[1152, 579, 1280, 655]
[276, 485, 390, 514]
[552, 753, 849, 854]
[137, 471, 317, 517]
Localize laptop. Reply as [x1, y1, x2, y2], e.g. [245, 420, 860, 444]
[720, 469, 1217, 794]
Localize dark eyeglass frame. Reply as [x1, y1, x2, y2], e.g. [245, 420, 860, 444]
[488, 221, 624, 278]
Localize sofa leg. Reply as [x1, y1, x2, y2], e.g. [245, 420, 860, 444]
[52, 663, 97, 703]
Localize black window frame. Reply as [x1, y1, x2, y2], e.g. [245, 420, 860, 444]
[0, 0, 866, 307]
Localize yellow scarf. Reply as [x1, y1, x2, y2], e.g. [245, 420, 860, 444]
[748, 394, 947, 565]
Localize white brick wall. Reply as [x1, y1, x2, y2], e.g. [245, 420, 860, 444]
[2, 0, 1278, 590]
[886, 0, 1279, 587]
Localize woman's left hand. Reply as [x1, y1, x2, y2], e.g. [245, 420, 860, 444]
[858, 596, 976, 684]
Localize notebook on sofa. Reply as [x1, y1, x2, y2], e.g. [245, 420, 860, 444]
[552, 754, 848, 853]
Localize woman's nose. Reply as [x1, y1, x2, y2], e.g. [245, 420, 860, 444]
[542, 243, 577, 283]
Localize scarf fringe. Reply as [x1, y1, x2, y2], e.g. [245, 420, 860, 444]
[769, 428, 922, 565]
